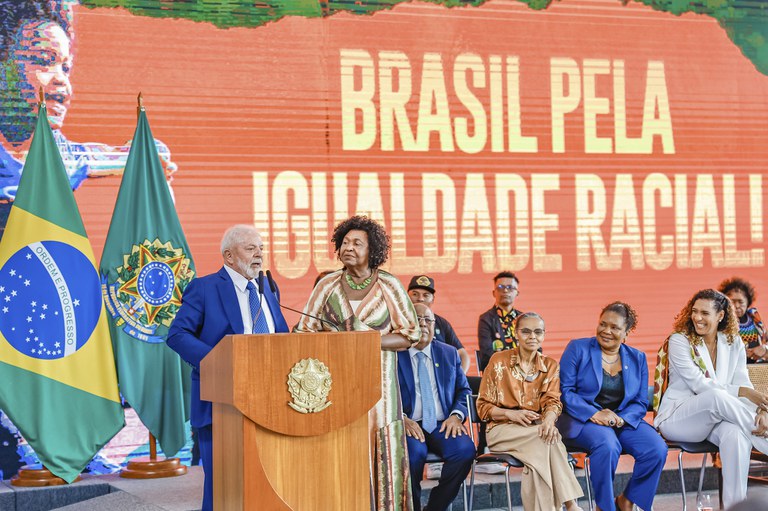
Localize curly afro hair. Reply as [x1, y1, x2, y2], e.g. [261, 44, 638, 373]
[331, 215, 390, 269]
[718, 276, 757, 308]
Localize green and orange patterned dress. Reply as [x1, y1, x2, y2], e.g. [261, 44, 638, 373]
[294, 269, 420, 511]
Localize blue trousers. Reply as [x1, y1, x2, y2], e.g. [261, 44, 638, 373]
[406, 420, 476, 511]
[198, 424, 213, 511]
[569, 421, 666, 511]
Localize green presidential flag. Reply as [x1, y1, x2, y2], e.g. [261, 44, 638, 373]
[100, 108, 194, 458]
[0, 105, 124, 482]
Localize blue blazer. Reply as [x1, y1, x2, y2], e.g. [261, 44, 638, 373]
[557, 337, 649, 440]
[397, 341, 471, 422]
[167, 267, 289, 427]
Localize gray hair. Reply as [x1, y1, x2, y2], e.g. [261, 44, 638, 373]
[220, 224, 259, 255]
[516, 312, 545, 329]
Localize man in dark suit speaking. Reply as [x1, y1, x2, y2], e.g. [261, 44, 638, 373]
[167, 224, 289, 511]
[398, 303, 476, 511]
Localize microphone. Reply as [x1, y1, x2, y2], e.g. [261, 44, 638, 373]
[266, 270, 340, 331]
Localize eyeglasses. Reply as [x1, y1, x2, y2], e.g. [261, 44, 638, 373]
[416, 316, 435, 324]
[518, 328, 545, 338]
[495, 284, 518, 292]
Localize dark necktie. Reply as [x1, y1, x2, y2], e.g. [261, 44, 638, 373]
[246, 281, 270, 334]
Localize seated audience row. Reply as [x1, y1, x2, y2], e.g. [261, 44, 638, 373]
[168, 217, 767, 511]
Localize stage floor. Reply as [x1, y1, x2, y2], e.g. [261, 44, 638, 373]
[0, 453, 767, 510]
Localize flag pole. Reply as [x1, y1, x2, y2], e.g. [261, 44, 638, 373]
[136, 91, 160, 463]
[11, 87, 84, 488]
[118, 93, 186, 479]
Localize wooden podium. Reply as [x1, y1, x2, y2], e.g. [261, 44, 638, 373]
[201, 331, 381, 510]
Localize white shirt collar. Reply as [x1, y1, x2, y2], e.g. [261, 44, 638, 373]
[409, 342, 434, 360]
[223, 265, 257, 293]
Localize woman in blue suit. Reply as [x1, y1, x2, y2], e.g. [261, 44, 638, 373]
[558, 302, 667, 511]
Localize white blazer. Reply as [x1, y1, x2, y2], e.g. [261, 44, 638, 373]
[655, 331, 753, 427]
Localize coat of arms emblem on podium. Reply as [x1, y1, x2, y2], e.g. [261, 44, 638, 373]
[287, 358, 333, 413]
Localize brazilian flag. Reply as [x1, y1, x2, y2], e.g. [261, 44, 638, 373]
[99, 108, 193, 458]
[0, 105, 124, 482]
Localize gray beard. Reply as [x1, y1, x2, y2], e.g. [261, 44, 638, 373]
[237, 260, 259, 280]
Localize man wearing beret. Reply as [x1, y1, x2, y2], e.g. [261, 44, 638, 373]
[407, 275, 470, 374]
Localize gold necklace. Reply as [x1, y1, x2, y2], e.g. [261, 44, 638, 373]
[706, 340, 717, 360]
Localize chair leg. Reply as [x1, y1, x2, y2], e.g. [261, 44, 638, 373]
[678, 451, 687, 511]
[696, 453, 707, 507]
[718, 468, 723, 510]
[504, 465, 513, 511]
[462, 481, 468, 511]
[584, 457, 594, 511]
[468, 462, 476, 511]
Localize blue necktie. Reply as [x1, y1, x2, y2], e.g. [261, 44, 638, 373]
[416, 351, 437, 433]
[246, 281, 270, 334]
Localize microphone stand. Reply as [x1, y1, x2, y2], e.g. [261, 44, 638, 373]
[265, 270, 340, 331]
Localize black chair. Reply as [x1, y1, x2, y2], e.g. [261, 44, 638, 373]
[562, 387, 660, 511]
[466, 376, 487, 454]
[567, 385, 723, 511]
[465, 394, 524, 511]
[665, 440, 720, 511]
[653, 385, 722, 511]
[474, 350, 483, 374]
[563, 444, 594, 511]
[423, 451, 469, 511]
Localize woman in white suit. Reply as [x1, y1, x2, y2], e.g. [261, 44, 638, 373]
[655, 289, 768, 507]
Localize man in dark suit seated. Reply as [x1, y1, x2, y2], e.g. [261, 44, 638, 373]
[399, 303, 476, 511]
[167, 225, 290, 511]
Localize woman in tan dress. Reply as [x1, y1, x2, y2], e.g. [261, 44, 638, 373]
[477, 312, 583, 511]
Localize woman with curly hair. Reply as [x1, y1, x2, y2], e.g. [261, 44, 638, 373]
[654, 289, 768, 507]
[718, 277, 768, 363]
[559, 302, 667, 511]
[295, 215, 420, 510]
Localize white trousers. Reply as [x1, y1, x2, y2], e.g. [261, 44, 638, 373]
[658, 389, 768, 508]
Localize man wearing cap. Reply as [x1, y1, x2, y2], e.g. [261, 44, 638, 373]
[476, 271, 522, 372]
[408, 275, 471, 374]
[399, 303, 475, 511]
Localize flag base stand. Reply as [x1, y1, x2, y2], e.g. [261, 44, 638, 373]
[119, 457, 187, 479]
[10, 466, 82, 487]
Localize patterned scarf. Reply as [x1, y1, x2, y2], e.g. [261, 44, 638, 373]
[494, 307, 520, 350]
[741, 307, 766, 348]
[652, 334, 710, 413]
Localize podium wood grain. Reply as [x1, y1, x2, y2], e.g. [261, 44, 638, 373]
[202, 332, 381, 510]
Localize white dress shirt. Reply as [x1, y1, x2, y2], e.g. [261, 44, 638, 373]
[408, 343, 448, 423]
[223, 265, 275, 334]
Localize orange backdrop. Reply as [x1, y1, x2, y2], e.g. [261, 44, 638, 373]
[62, 0, 767, 372]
